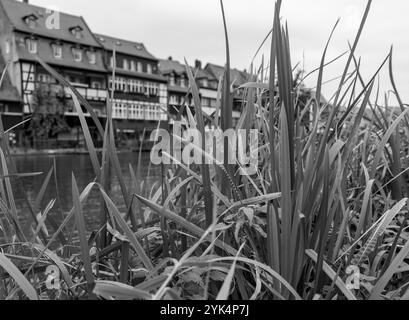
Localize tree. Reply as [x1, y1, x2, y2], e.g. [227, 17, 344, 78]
[26, 83, 70, 141]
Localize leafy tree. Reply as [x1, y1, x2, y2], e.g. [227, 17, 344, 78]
[26, 83, 70, 140]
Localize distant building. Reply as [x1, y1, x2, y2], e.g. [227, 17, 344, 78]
[159, 57, 193, 124]
[159, 57, 248, 127]
[0, 0, 250, 149]
[95, 34, 168, 148]
[0, 0, 108, 146]
[204, 63, 248, 125]
[194, 60, 220, 118]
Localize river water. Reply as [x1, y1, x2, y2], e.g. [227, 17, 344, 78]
[12, 152, 161, 232]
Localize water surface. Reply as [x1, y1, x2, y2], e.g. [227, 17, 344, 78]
[12, 152, 161, 232]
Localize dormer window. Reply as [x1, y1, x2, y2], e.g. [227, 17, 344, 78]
[123, 59, 129, 70]
[87, 51, 96, 64]
[137, 62, 143, 73]
[147, 64, 152, 74]
[24, 14, 38, 29]
[27, 39, 37, 54]
[52, 44, 62, 59]
[69, 26, 84, 39]
[72, 48, 82, 62]
[180, 75, 186, 87]
[170, 74, 175, 86]
[130, 61, 136, 72]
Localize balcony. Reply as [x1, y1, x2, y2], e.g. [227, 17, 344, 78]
[112, 103, 167, 122]
[64, 86, 107, 101]
[86, 88, 107, 100]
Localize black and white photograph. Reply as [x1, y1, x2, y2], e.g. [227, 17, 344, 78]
[0, 0, 408, 309]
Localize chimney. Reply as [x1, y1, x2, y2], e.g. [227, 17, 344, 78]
[168, 56, 172, 61]
[23, 0, 29, 3]
[195, 59, 202, 70]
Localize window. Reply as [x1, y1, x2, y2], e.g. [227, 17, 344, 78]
[113, 102, 120, 118]
[149, 83, 158, 96]
[170, 95, 180, 105]
[147, 64, 152, 74]
[170, 74, 175, 86]
[137, 62, 143, 72]
[70, 26, 83, 39]
[130, 61, 136, 72]
[91, 81, 101, 89]
[114, 77, 127, 92]
[123, 59, 129, 70]
[180, 76, 186, 87]
[37, 74, 51, 83]
[24, 15, 38, 29]
[27, 39, 37, 54]
[144, 83, 150, 95]
[136, 81, 143, 93]
[202, 98, 210, 107]
[129, 79, 138, 92]
[136, 104, 144, 119]
[73, 48, 82, 62]
[52, 44, 62, 59]
[87, 51, 96, 64]
[110, 56, 114, 68]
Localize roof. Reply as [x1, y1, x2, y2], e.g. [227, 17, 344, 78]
[205, 63, 248, 86]
[196, 67, 214, 80]
[159, 58, 216, 80]
[159, 59, 189, 75]
[0, 0, 101, 47]
[159, 59, 221, 94]
[95, 33, 157, 61]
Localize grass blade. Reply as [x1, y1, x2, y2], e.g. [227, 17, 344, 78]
[0, 253, 38, 300]
[72, 174, 95, 295]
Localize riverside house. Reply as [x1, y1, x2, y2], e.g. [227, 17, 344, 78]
[95, 34, 168, 148]
[0, 0, 108, 148]
[0, 0, 248, 150]
[159, 57, 221, 128]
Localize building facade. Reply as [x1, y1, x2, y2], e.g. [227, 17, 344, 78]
[96, 34, 168, 148]
[159, 58, 221, 126]
[0, 0, 108, 147]
[159, 57, 191, 124]
[0, 0, 249, 149]
[205, 63, 248, 126]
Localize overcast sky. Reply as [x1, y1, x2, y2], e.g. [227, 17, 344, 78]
[29, 0, 409, 102]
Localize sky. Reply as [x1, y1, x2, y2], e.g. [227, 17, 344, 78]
[29, 0, 409, 102]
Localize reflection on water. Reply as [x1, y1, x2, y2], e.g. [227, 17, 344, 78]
[12, 152, 161, 232]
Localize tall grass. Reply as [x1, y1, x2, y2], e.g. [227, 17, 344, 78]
[0, 0, 409, 300]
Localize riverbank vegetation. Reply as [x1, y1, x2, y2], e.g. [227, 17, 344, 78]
[1, 0, 409, 300]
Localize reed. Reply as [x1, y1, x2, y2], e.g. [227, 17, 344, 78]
[0, 0, 408, 300]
